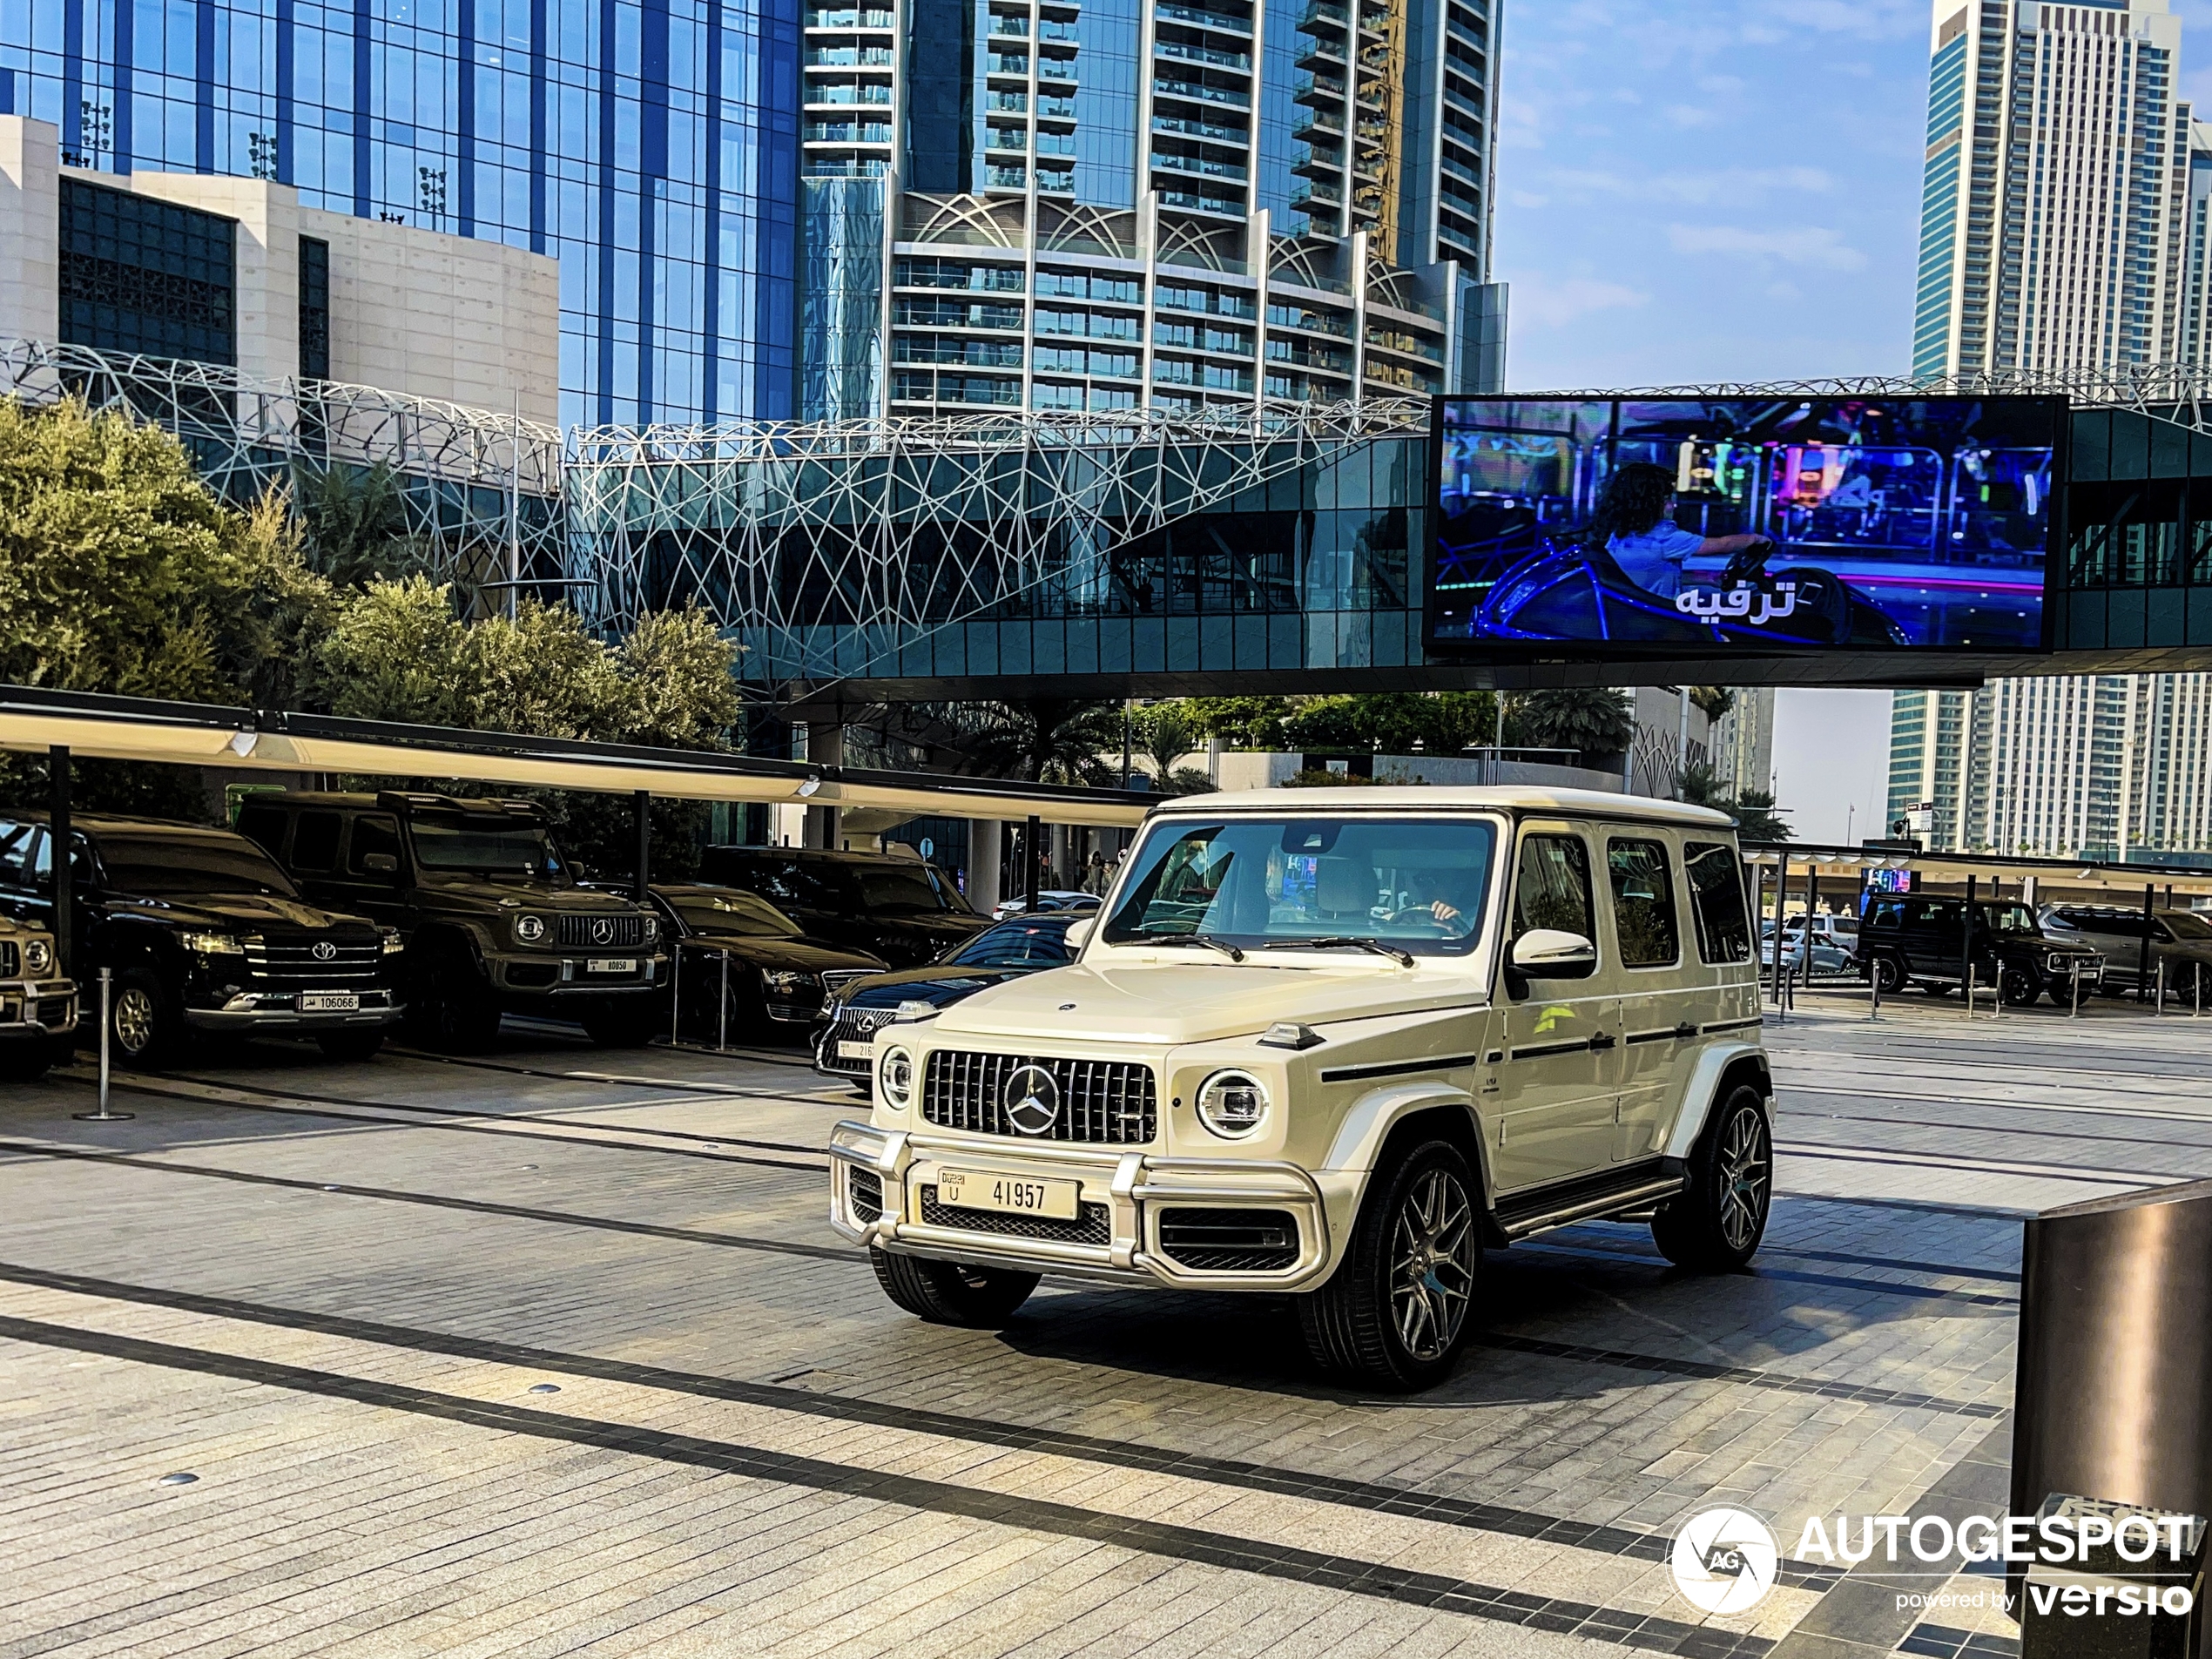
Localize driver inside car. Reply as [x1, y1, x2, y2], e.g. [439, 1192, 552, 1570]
[1387, 868, 1480, 938]
[1589, 461, 1774, 601]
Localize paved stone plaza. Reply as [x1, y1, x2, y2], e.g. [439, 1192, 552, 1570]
[4, 992, 2210, 1658]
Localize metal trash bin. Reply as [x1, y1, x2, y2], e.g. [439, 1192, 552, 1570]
[2013, 1177, 2212, 1655]
[2019, 1495, 2205, 1658]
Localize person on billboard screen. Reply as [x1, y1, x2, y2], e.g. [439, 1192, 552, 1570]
[1590, 462, 1774, 602]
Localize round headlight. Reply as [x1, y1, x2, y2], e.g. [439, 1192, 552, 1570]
[642, 915, 660, 941]
[880, 1044, 914, 1110]
[516, 914, 547, 943]
[24, 938, 52, 975]
[1197, 1069, 1270, 1139]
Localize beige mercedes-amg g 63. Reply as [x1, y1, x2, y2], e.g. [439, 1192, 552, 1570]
[828, 787, 1772, 1390]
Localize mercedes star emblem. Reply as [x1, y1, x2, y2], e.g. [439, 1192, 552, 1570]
[312, 941, 337, 961]
[1002, 1063, 1061, 1136]
[590, 918, 614, 945]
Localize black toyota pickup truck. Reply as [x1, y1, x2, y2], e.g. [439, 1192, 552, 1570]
[0, 810, 401, 1063]
[237, 791, 669, 1050]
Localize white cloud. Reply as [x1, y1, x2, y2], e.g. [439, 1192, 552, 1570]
[1666, 223, 1869, 270]
[1665, 105, 1722, 129]
[1531, 165, 1836, 205]
[1514, 276, 1652, 331]
[1509, 190, 1553, 209]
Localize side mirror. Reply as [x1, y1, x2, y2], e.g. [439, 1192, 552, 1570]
[1510, 928, 1598, 980]
[361, 853, 399, 875]
[1064, 917, 1094, 950]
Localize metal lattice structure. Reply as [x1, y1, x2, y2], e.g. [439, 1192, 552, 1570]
[565, 397, 1433, 692]
[1519, 368, 2212, 432]
[1, 339, 564, 606]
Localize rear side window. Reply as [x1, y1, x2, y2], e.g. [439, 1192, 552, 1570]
[1683, 841, 1752, 963]
[236, 804, 287, 859]
[1607, 839, 1680, 968]
[347, 816, 403, 875]
[1511, 833, 1595, 949]
[0, 820, 35, 887]
[291, 811, 344, 873]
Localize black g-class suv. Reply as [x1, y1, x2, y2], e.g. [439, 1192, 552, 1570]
[1859, 894, 2103, 1006]
[237, 792, 668, 1051]
[0, 810, 401, 1063]
[694, 846, 989, 968]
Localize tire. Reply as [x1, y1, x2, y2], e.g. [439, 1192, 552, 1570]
[581, 1001, 660, 1049]
[408, 941, 502, 1053]
[870, 1249, 1039, 1327]
[1652, 1084, 1772, 1271]
[1298, 1138, 1481, 1392]
[1869, 954, 1905, 995]
[109, 966, 185, 1066]
[1998, 968, 2041, 1008]
[1918, 981, 1951, 996]
[315, 1030, 386, 1062]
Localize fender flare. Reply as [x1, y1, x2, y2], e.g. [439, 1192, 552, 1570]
[1662, 1041, 1772, 1162]
[1320, 1079, 1493, 1200]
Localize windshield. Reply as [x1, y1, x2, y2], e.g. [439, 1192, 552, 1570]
[2165, 911, 2212, 940]
[1102, 816, 1500, 957]
[98, 833, 300, 898]
[858, 867, 963, 912]
[409, 819, 571, 884]
[951, 921, 1076, 968]
[1980, 902, 2041, 934]
[667, 890, 802, 938]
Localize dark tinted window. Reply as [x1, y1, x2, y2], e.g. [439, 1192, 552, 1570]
[1683, 841, 1752, 963]
[290, 811, 343, 873]
[1511, 833, 1595, 948]
[2162, 911, 2212, 941]
[707, 855, 840, 909]
[235, 803, 286, 858]
[408, 819, 569, 883]
[348, 816, 402, 876]
[1607, 839, 1679, 968]
[858, 867, 950, 911]
[97, 832, 299, 897]
[664, 890, 802, 937]
[0, 821, 35, 887]
[951, 921, 1075, 968]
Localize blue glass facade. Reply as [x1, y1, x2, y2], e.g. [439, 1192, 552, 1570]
[1, 0, 802, 426]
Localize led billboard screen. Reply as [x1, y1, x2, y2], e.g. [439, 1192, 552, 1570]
[1430, 395, 2065, 655]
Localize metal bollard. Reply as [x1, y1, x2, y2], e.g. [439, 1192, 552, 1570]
[717, 949, 730, 1053]
[2197, 962, 2203, 1020]
[670, 941, 682, 1044]
[1869, 964, 1881, 1022]
[2157, 961, 2168, 1018]
[2072, 966, 2082, 1020]
[1966, 968, 1975, 1020]
[71, 968, 134, 1122]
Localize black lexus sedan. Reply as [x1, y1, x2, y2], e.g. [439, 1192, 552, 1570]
[813, 913, 1082, 1087]
[648, 884, 887, 1043]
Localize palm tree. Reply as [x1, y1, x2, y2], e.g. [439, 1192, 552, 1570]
[291, 461, 425, 587]
[1136, 703, 1198, 787]
[1509, 688, 1635, 759]
[964, 698, 1124, 784]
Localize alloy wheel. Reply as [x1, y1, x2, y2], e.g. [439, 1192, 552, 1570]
[112, 988, 155, 1057]
[1388, 1166, 1478, 1362]
[1716, 1106, 1771, 1253]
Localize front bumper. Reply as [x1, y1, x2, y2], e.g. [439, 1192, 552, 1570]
[486, 950, 668, 999]
[0, 980, 78, 1042]
[827, 1120, 1337, 1291]
[185, 989, 403, 1031]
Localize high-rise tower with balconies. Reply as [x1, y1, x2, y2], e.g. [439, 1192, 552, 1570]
[797, 0, 1507, 420]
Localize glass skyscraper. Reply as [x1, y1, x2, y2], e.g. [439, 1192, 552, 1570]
[1, 0, 1499, 427]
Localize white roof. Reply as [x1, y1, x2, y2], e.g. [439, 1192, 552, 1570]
[1150, 785, 1737, 829]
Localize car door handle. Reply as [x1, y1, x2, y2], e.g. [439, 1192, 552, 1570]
[1587, 1031, 1617, 1051]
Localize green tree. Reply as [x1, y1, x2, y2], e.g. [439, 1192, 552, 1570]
[1508, 688, 1635, 759]
[617, 607, 744, 749]
[1183, 695, 1292, 750]
[291, 461, 428, 588]
[1133, 702, 1200, 787]
[964, 698, 1123, 785]
[1730, 788, 1792, 843]
[308, 575, 471, 726]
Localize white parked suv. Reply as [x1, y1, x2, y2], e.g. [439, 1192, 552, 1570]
[828, 787, 1774, 1390]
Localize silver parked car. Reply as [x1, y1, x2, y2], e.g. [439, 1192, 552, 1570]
[2038, 904, 2212, 997]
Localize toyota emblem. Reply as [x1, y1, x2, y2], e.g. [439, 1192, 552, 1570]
[590, 917, 614, 945]
[1003, 1064, 1060, 1136]
[312, 941, 337, 961]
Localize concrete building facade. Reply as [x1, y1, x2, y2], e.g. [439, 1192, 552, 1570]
[0, 115, 559, 421]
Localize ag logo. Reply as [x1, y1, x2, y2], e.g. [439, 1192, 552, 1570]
[312, 941, 337, 961]
[1002, 1064, 1060, 1136]
[1670, 1507, 1778, 1615]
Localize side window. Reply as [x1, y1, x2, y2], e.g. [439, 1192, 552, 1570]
[347, 815, 403, 876]
[0, 820, 34, 888]
[1511, 833, 1595, 948]
[290, 811, 343, 873]
[1606, 839, 1680, 968]
[236, 804, 287, 860]
[1683, 840, 1752, 963]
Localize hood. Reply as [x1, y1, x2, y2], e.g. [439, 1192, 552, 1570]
[841, 963, 1033, 1008]
[685, 933, 885, 972]
[111, 893, 372, 933]
[416, 873, 644, 912]
[930, 959, 1481, 1046]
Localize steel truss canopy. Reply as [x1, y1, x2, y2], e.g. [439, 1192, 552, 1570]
[0, 686, 1153, 827]
[1515, 368, 2212, 425]
[1743, 840, 2212, 897]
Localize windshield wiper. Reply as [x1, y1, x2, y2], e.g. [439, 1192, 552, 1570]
[1292, 935, 1416, 967]
[1156, 932, 1246, 963]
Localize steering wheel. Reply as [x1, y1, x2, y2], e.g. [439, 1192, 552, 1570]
[1721, 536, 1776, 585]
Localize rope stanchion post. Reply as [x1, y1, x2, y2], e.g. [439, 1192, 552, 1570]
[718, 949, 730, 1053]
[669, 941, 682, 1045]
[71, 968, 133, 1123]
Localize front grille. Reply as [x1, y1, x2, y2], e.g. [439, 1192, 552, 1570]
[847, 1166, 883, 1223]
[921, 1049, 1157, 1144]
[244, 938, 382, 989]
[558, 914, 645, 949]
[1157, 1207, 1301, 1272]
[0, 941, 17, 978]
[820, 1008, 895, 1075]
[919, 1184, 1111, 1244]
